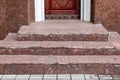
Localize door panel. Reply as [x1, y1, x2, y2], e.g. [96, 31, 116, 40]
[45, 0, 80, 19]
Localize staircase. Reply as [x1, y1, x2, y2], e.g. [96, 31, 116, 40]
[0, 20, 120, 74]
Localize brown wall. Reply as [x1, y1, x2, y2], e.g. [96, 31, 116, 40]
[92, 0, 120, 33]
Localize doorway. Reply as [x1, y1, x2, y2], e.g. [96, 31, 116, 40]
[34, 0, 91, 21]
[45, 0, 80, 19]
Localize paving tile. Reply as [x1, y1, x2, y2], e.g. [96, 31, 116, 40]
[99, 75, 113, 80]
[72, 74, 85, 80]
[29, 75, 43, 80]
[112, 75, 120, 80]
[44, 74, 56, 80]
[85, 74, 99, 80]
[58, 74, 70, 80]
[15, 75, 30, 80]
[0, 75, 3, 79]
[2, 75, 16, 80]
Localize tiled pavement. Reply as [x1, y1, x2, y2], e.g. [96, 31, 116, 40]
[0, 74, 120, 80]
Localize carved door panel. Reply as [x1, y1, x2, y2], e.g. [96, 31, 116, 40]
[45, 0, 80, 19]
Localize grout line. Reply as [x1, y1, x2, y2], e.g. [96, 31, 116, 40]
[14, 75, 17, 80]
[28, 74, 31, 80]
[0, 75, 4, 80]
[111, 74, 114, 80]
[97, 75, 100, 80]
[70, 74, 72, 80]
[42, 74, 44, 80]
[83, 74, 86, 80]
[56, 74, 58, 80]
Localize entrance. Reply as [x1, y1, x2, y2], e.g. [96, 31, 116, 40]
[45, 0, 80, 19]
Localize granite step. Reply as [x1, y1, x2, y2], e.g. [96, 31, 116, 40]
[17, 20, 109, 41]
[109, 32, 120, 49]
[0, 55, 120, 74]
[0, 41, 119, 55]
[4, 33, 17, 41]
[1, 31, 120, 55]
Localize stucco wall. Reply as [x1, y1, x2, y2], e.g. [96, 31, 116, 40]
[93, 0, 120, 33]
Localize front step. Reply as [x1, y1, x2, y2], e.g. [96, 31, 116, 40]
[0, 55, 120, 74]
[4, 33, 17, 41]
[17, 20, 109, 41]
[0, 41, 120, 55]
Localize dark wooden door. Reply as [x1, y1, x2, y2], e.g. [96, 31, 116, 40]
[45, 0, 80, 19]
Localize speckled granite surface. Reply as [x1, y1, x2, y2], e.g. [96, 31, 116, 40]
[0, 16, 120, 74]
[0, 55, 120, 74]
[17, 20, 109, 41]
[93, 0, 120, 33]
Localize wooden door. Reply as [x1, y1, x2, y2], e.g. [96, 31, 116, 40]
[45, 0, 80, 19]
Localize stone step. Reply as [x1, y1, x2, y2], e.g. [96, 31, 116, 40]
[4, 33, 17, 41]
[109, 32, 120, 42]
[109, 32, 120, 49]
[0, 41, 120, 55]
[17, 20, 109, 41]
[0, 55, 120, 74]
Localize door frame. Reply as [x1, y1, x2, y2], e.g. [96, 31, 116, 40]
[34, 0, 91, 22]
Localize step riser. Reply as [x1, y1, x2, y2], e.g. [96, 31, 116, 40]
[0, 48, 119, 55]
[0, 64, 119, 75]
[17, 34, 108, 41]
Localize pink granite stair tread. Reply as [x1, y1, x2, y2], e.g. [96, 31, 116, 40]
[57, 56, 120, 64]
[4, 33, 17, 41]
[18, 20, 108, 35]
[0, 55, 57, 64]
[109, 32, 120, 42]
[17, 20, 108, 41]
[0, 55, 120, 64]
[0, 41, 114, 49]
[111, 42, 120, 49]
[108, 32, 120, 49]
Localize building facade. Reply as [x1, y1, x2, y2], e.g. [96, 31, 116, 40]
[0, 0, 120, 39]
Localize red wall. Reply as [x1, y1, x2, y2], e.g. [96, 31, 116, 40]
[0, 0, 34, 39]
[92, 0, 120, 33]
[0, 0, 7, 39]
